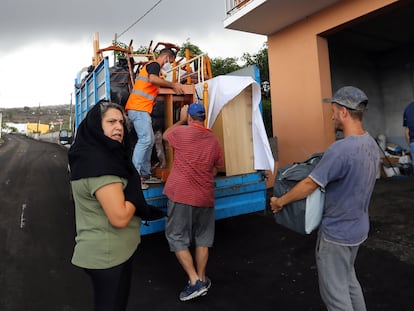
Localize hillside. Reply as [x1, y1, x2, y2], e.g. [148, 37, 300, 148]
[0, 104, 72, 130]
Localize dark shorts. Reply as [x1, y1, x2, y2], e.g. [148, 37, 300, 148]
[165, 200, 215, 252]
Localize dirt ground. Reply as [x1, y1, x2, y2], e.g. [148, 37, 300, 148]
[364, 176, 414, 264]
[127, 176, 414, 311]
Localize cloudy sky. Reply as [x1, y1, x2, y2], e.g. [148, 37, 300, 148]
[0, 0, 266, 109]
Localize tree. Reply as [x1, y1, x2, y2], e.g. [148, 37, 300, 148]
[242, 42, 268, 83]
[179, 40, 203, 57]
[241, 42, 272, 137]
[210, 57, 241, 76]
[112, 41, 130, 60]
[112, 40, 150, 60]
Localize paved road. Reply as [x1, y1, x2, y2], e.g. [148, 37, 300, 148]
[0, 134, 413, 311]
[0, 134, 88, 310]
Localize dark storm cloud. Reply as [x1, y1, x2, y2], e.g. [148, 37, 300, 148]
[0, 0, 266, 108]
[0, 0, 228, 53]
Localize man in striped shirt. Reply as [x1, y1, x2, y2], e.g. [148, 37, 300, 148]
[163, 103, 223, 301]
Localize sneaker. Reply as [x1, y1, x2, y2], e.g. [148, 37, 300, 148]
[179, 279, 207, 301]
[144, 176, 163, 184]
[200, 277, 211, 296]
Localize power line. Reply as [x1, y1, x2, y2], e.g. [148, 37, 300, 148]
[116, 0, 162, 39]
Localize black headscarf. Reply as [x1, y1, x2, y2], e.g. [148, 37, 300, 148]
[68, 101, 134, 180]
[67, 101, 165, 221]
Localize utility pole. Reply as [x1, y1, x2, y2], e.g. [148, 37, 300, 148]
[37, 102, 40, 133]
[113, 33, 118, 64]
[69, 93, 72, 131]
[0, 112, 2, 139]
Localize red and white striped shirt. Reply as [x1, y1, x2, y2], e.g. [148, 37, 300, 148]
[163, 123, 223, 207]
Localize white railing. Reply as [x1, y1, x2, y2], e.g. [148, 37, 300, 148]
[163, 53, 208, 85]
[225, 0, 251, 16]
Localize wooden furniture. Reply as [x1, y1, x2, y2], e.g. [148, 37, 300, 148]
[211, 84, 255, 176]
[154, 84, 195, 180]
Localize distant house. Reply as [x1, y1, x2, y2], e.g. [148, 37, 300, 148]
[27, 123, 50, 134]
[6, 122, 27, 134]
[6, 122, 50, 135]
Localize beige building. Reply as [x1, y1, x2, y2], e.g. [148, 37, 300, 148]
[224, 0, 412, 166]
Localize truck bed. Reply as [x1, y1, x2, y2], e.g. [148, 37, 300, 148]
[141, 171, 267, 235]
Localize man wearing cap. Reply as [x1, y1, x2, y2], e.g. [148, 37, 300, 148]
[403, 101, 414, 171]
[162, 103, 223, 302]
[125, 48, 184, 189]
[270, 86, 380, 311]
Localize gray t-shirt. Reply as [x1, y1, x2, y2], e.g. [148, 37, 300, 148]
[310, 132, 380, 245]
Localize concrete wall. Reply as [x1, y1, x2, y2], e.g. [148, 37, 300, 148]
[377, 46, 414, 149]
[38, 131, 60, 144]
[329, 44, 414, 150]
[328, 46, 385, 140]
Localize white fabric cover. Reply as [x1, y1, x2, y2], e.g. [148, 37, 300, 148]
[196, 75, 275, 173]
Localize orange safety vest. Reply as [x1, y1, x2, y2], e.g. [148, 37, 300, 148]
[125, 61, 159, 114]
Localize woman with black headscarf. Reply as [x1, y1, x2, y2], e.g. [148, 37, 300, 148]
[68, 100, 163, 311]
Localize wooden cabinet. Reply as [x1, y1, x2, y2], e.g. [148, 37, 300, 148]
[211, 85, 255, 176]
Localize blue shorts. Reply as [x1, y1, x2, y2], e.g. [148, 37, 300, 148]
[165, 200, 215, 252]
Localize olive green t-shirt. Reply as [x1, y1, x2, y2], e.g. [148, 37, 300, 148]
[71, 175, 141, 269]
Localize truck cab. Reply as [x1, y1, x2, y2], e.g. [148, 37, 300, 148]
[59, 129, 72, 145]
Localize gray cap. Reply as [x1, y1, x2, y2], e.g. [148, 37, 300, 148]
[324, 86, 368, 111]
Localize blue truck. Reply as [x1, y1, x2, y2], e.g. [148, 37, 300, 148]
[73, 55, 268, 235]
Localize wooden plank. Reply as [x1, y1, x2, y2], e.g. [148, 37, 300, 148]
[158, 84, 194, 95]
[211, 85, 255, 175]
